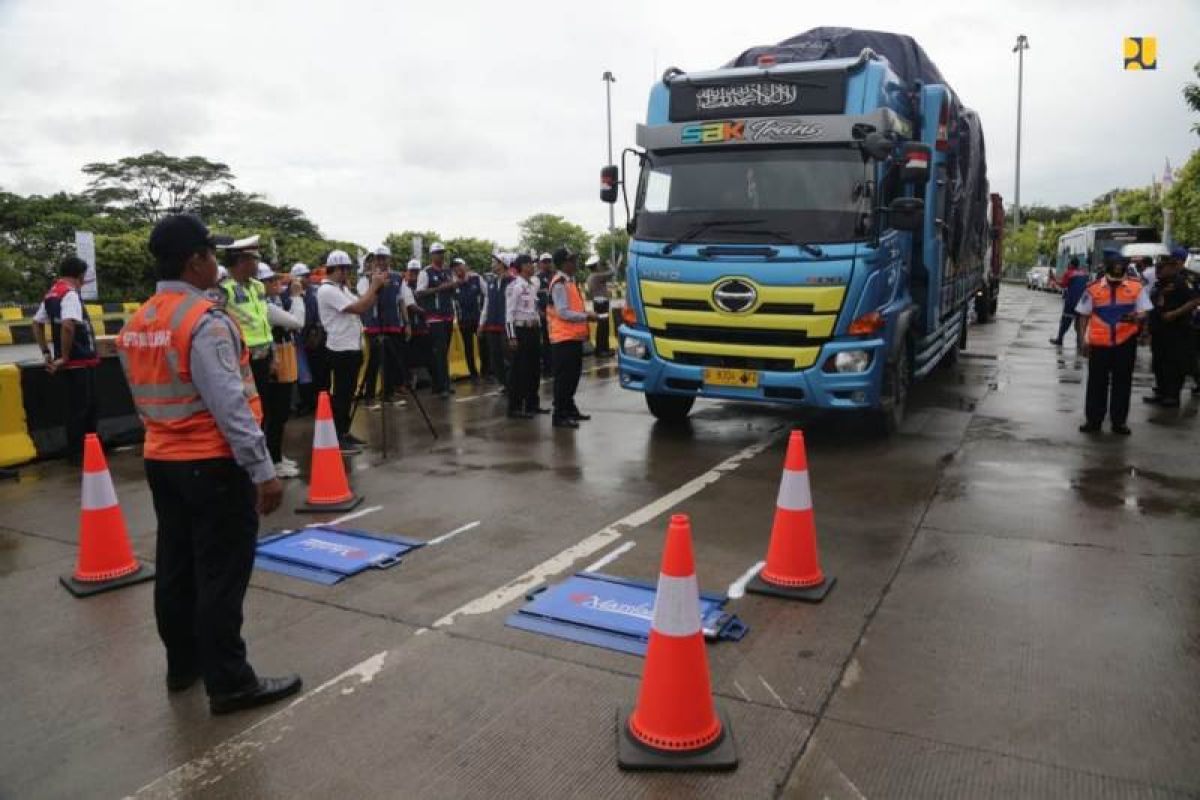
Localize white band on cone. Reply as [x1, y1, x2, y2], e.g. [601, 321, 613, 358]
[313, 419, 339, 449]
[81, 471, 119, 511]
[651, 573, 702, 637]
[776, 469, 812, 512]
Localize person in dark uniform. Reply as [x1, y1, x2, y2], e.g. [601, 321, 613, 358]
[1143, 247, 1200, 408]
[404, 260, 432, 389]
[1187, 256, 1200, 393]
[453, 257, 485, 380]
[1049, 256, 1089, 347]
[479, 254, 512, 386]
[505, 255, 541, 419]
[1076, 250, 1152, 435]
[357, 246, 410, 409]
[415, 243, 460, 397]
[116, 214, 300, 714]
[535, 253, 555, 373]
[33, 255, 100, 462]
[586, 255, 615, 357]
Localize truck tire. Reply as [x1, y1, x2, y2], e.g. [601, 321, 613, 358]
[974, 292, 991, 323]
[645, 393, 694, 423]
[873, 342, 910, 435]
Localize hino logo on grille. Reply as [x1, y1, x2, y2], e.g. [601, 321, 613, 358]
[712, 279, 757, 313]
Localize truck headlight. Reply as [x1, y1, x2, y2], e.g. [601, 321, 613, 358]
[621, 336, 648, 360]
[832, 350, 871, 373]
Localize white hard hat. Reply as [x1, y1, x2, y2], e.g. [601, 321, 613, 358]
[374, 245, 392, 257]
[430, 242, 446, 253]
[217, 265, 228, 280]
[290, 263, 311, 277]
[406, 258, 422, 271]
[256, 263, 275, 281]
[539, 252, 553, 262]
[325, 250, 352, 267]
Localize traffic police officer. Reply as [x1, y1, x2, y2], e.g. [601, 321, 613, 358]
[535, 253, 555, 372]
[1144, 246, 1200, 408]
[117, 214, 300, 714]
[480, 254, 512, 386]
[218, 236, 274, 404]
[1076, 249, 1152, 435]
[505, 254, 541, 418]
[415, 243, 459, 397]
[547, 248, 597, 428]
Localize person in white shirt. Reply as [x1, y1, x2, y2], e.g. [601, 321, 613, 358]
[258, 263, 306, 477]
[317, 250, 383, 451]
[505, 254, 542, 419]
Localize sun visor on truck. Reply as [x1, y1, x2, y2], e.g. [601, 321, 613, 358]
[669, 71, 846, 122]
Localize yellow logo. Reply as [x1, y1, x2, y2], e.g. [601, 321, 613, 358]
[1124, 37, 1157, 70]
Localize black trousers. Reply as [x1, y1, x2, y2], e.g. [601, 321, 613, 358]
[249, 355, 272, 419]
[508, 327, 541, 413]
[362, 332, 406, 400]
[299, 344, 328, 411]
[62, 366, 98, 458]
[478, 325, 491, 376]
[539, 314, 552, 372]
[326, 348, 362, 438]
[1055, 312, 1077, 344]
[145, 458, 258, 696]
[484, 330, 509, 385]
[1152, 327, 1196, 401]
[460, 321, 480, 377]
[1085, 339, 1137, 426]
[264, 381, 293, 464]
[429, 322, 452, 393]
[594, 301, 612, 355]
[552, 340, 584, 419]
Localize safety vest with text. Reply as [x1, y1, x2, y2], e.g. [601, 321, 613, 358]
[1085, 278, 1142, 348]
[547, 274, 589, 344]
[220, 277, 273, 348]
[116, 290, 262, 460]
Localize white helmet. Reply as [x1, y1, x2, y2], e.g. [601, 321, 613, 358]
[325, 250, 352, 267]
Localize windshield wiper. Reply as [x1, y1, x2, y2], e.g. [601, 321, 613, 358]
[726, 228, 825, 257]
[662, 218, 765, 254]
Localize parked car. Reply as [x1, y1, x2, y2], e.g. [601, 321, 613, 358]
[1026, 267, 1053, 291]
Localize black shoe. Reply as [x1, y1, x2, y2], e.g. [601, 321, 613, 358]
[166, 671, 199, 693]
[527, 407, 551, 415]
[339, 437, 363, 454]
[553, 417, 580, 429]
[570, 413, 592, 421]
[209, 675, 303, 715]
[1049, 338, 1063, 346]
[343, 433, 367, 446]
[507, 410, 534, 419]
[1159, 398, 1180, 408]
[1143, 395, 1163, 405]
[1078, 422, 1101, 433]
[1111, 424, 1132, 435]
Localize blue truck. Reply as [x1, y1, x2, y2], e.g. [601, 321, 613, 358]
[601, 28, 991, 432]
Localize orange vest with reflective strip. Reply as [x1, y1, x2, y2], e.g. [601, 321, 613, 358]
[1084, 278, 1142, 348]
[116, 290, 262, 460]
[547, 275, 590, 344]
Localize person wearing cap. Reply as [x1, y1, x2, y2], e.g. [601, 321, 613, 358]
[1143, 246, 1200, 408]
[318, 250, 385, 451]
[505, 254, 542, 418]
[116, 214, 300, 714]
[217, 237, 274, 410]
[547, 248, 599, 428]
[480, 254, 513, 386]
[535, 253, 556, 373]
[356, 245, 414, 410]
[258, 264, 306, 477]
[1187, 253, 1200, 393]
[452, 257, 485, 381]
[585, 255, 616, 357]
[288, 263, 320, 414]
[1049, 256, 1088, 348]
[32, 255, 100, 463]
[1075, 249, 1153, 434]
[403, 260, 432, 389]
[415, 243, 460, 397]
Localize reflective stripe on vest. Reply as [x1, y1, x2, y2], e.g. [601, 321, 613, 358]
[221, 278, 273, 347]
[1085, 279, 1142, 347]
[547, 276, 590, 343]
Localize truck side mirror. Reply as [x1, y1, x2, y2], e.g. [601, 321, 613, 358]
[600, 165, 619, 204]
[901, 143, 932, 184]
[889, 197, 925, 231]
[861, 132, 893, 161]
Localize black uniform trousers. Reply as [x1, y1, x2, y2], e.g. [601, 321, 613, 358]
[552, 339, 584, 420]
[1085, 339, 1137, 426]
[263, 380, 293, 464]
[508, 327, 541, 413]
[62, 366, 98, 459]
[362, 332, 406, 401]
[459, 320, 480, 378]
[428, 321, 452, 393]
[326, 348, 363, 438]
[299, 343, 328, 412]
[484, 330, 508, 385]
[145, 458, 258, 696]
[593, 299, 612, 355]
[1151, 325, 1196, 401]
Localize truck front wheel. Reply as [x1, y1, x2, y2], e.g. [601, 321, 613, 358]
[873, 343, 910, 436]
[645, 393, 695, 423]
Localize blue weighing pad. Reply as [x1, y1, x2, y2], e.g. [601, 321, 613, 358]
[255, 526, 424, 585]
[505, 572, 747, 656]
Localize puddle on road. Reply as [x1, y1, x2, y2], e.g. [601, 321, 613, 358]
[1070, 466, 1200, 518]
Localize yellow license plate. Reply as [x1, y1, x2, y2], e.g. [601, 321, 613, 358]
[703, 368, 759, 388]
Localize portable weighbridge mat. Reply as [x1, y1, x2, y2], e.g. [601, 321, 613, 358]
[255, 526, 424, 585]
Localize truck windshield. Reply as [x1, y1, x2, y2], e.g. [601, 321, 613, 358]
[634, 147, 870, 245]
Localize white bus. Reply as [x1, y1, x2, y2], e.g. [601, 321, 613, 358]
[1055, 223, 1156, 274]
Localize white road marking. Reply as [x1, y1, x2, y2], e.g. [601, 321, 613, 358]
[726, 560, 766, 599]
[732, 680, 752, 702]
[128, 651, 389, 798]
[432, 430, 781, 629]
[759, 674, 787, 709]
[583, 540, 636, 573]
[455, 391, 502, 404]
[427, 520, 482, 546]
[309, 505, 383, 527]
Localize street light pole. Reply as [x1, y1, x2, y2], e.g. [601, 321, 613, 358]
[602, 71, 617, 267]
[1012, 35, 1029, 229]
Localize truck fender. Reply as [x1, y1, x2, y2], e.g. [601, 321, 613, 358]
[888, 304, 919, 363]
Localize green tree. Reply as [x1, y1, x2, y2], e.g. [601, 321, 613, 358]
[201, 190, 321, 239]
[592, 228, 630, 269]
[517, 213, 591, 260]
[1165, 149, 1200, 245]
[94, 228, 156, 301]
[445, 236, 496, 271]
[384, 230, 442, 265]
[82, 151, 234, 222]
[1184, 61, 1200, 135]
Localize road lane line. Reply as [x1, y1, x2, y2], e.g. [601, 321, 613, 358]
[732, 680, 752, 702]
[726, 560, 766, 599]
[129, 651, 389, 798]
[309, 505, 383, 527]
[759, 674, 787, 709]
[427, 520, 482, 546]
[583, 540, 636, 572]
[455, 391, 502, 404]
[432, 430, 781, 629]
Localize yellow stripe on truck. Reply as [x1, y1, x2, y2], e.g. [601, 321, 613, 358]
[653, 337, 821, 369]
[644, 307, 835, 337]
[639, 280, 845, 312]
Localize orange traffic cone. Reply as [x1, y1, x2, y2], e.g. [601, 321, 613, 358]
[59, 434, 154, 597]
[297, 391, 363, 513]
[747, 429, 835, 602]
[617, 514, 738, 771]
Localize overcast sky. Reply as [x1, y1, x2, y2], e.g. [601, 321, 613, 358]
[1, 0, 1197, 248]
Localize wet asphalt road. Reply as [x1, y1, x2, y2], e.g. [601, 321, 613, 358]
[2, 285, 1198, 799]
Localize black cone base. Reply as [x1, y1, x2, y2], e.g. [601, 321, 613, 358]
[746, 571, 836, 602]
[60, 562, 155, 598]
[616, 708, 738, 772]
[296, 493, 364, 514]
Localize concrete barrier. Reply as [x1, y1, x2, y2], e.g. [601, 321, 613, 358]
[19, 357, 143, 459]
[0, 364, 37, 467]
